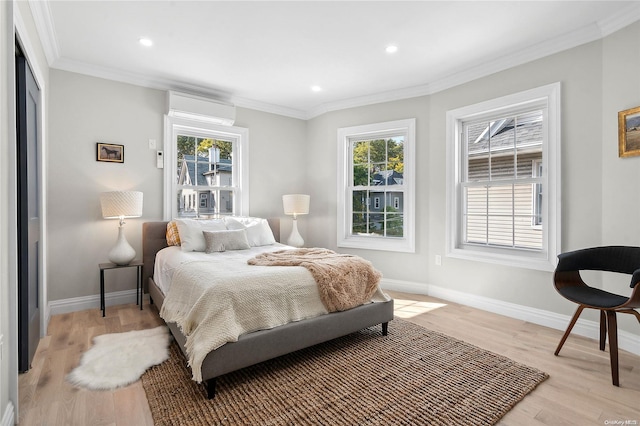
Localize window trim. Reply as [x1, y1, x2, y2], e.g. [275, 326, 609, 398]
[337, 118, 416, 253]
[532, 159, 543, 227]
[163, 115, 249, 220]
[445, 83, 561, 271]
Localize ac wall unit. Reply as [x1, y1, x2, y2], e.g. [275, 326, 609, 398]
[167, 91, 236, 126]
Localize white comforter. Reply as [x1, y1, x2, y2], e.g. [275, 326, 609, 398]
[156, 246, 389, 382]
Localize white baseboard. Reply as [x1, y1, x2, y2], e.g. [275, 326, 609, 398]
[381, 278, 640, 356]
[48, 289, 141, 316]
[48, 280, 640, 356]
[2, 402, 14, 426]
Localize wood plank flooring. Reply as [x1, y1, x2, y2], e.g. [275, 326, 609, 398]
[18, 290, 640, 425]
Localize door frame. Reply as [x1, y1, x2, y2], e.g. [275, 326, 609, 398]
[14, 9, 47, 340]
[7, 5, 48, 414]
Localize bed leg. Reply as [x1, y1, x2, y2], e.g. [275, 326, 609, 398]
[382, 322, 389, 336]
[205, 378, 217, 399]
[149, 296, 154, 305]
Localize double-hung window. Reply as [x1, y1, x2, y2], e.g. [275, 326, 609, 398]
[164, 116, 248, 219]
[337, 119, 415, 252]
[446, 83, 561, 271]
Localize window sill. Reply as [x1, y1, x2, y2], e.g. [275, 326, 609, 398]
[446, 246, 556, 271]
[338, 235, 415, 253]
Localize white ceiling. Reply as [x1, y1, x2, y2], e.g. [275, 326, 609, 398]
[29, 1, 640, 119]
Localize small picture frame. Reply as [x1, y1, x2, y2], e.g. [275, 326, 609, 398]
[97, 143, 124, 163]
[618, 106, 640, 158]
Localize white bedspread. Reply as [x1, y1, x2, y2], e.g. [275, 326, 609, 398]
[157, 245, 389, 382]
[153, 245, 289, 294]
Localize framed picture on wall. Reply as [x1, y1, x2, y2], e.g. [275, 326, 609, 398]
[96, 143, 124, 163]
[618, 106, 640, 158]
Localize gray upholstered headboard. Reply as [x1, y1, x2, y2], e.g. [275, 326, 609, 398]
[141, 218, 281, 289]
[142, 222, 170, 287]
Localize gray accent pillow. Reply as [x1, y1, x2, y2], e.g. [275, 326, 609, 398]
[203, 229, 251, 253]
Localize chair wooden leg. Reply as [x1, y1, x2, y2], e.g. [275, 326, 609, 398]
[555, 305, 585, 356]
[599, 310, 607, 351]
[626, 309, 640, 324]
[605, 310, 619, 386]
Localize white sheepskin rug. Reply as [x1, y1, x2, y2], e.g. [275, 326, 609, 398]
[67, 326, 171, 390]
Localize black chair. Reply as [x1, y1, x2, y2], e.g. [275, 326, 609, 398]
[553, 246, 640, 386]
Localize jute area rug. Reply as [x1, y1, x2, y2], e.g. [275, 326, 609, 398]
[141, 319, 547, 425]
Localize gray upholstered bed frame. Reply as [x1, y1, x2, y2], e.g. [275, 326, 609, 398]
[142, 220, 394, 398]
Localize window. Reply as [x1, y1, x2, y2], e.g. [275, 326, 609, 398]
[446, 83, 560, 271]
[337, 119, 415, 252]
[164, 116, 249, 219]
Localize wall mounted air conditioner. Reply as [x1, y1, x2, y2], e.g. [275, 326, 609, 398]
[166, 91, 236, 126]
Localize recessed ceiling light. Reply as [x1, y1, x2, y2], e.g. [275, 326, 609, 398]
[311, 85, 322, 92]
[139, 37, 153, 47]
[386, 45, 398, 54]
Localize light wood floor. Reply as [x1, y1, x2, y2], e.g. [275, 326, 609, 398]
[18, 290, 640, 425]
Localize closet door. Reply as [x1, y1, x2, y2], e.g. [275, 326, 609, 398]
[16, 50, 41, 373]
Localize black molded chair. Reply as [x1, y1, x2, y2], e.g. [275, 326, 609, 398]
[553, 246, 640, 386]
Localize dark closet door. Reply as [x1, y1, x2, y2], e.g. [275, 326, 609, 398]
[16, 50, 41, 373]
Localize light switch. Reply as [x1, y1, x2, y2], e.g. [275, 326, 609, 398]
[149, 139, 157, 149]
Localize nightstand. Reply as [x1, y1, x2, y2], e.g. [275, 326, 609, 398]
[99, 260, 143, 317]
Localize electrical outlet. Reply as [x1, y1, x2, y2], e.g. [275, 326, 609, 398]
[435, 255, 442, 266]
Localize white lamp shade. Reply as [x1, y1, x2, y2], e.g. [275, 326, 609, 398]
[100, 191, 143, 218]
[282, 194, 310, 216]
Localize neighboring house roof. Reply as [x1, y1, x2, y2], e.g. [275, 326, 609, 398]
[468, 114, 543, 157]
[372, 170, 403, 186]
[179, 154, 232, 187]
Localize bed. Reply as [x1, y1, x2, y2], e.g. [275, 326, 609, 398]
[142, 219, 395, 398]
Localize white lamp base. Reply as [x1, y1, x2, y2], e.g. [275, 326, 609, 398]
[286, 218, 304, 248]
[108, 225, 136, 265]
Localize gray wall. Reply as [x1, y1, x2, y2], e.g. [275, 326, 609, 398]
[6, 8, 640, 419]
[305, 22, 640, 337]
[47, 70, 308, 301]
[48, 70, 165, 300]
[44, 18, 640, 340]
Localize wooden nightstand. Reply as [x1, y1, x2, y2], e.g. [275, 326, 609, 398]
[99, 260, 143, 317]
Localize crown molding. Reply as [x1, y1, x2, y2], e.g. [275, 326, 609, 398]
[307, 20, 605, 119]
[53, 56, 234, 100]
[230, 96, 308, 121]
[27, 0, 58, 65]
[306, 83, 433, 119]
[30, 1, 640, 120]
[598, 2, 640, 37]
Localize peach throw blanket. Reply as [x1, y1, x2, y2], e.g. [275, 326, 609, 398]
[248, 248, 382, 312]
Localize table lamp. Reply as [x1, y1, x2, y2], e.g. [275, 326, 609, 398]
[100, 191, 143, 265]
[282, 194, 310, 247]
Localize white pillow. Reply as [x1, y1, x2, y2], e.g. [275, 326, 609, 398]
[175, 218, 227, 252]
[203, 229, 251, 253]
[224, 216, 276, 247]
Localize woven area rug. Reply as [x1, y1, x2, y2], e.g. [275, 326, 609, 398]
[141, 319, 547, 425]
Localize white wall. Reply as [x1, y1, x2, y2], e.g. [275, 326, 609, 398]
[305, 22, 640, 338]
